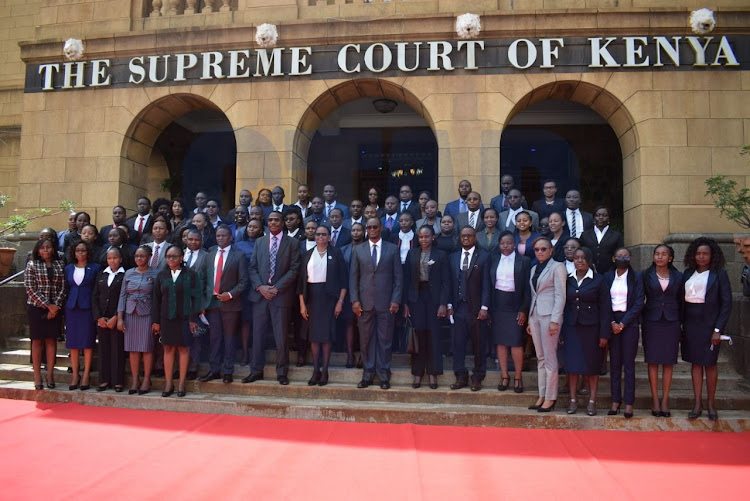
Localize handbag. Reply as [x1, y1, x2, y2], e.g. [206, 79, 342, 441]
[405, 317, 418, 355]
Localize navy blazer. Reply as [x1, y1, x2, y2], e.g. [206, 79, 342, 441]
[488, 252, 531, 315]
[402, 247, 450, 305]
[448, 247, 491, 315]
[564, 272, 611, 340]
[603, 267, 645, 326]
[680, 268, 732, 332]
[641, 267, 683, 323]
[65, 263, 101, 310]
[297, 246, 348, 301]
[329, 226, 352, 248]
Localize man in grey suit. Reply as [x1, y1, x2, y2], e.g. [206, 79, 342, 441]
[201, 225, 249, 383]
[498, 189, 539, 233]
[454, 192, 485, 233]
[144, 219, 172, 270]
[184, 229, 210, 380]
[244, 211, 301, 385]
[350, 217, 403, 389]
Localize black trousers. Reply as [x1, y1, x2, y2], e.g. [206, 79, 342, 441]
[97, 326, 125, 386]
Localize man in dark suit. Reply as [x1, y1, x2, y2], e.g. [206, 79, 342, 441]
[200, 225, 249, 383]
[531, 178, 566, 220]
[293, 184, 312, 218]
[564, 189, 594, 239]
[144, 219, 172, 271]
[397, 185, 422, 223]
[454, 192, 485, 233]
[444, 179, 473, 219]
[322, 184, 350, 219]
[350, 217, 403, 389]
[225, 189, 253, 222]
[184, 229, 210, 380]
[263, 186, 288, 220]
[380, 196, 400, 234]
[98, 205, 128, 246]
[490, 174, 528, 212]
[447, 226, 491, 391]
[343, 199, 364, 229]
[328, 208, 352, 248]
[125, 197, 152, 245]
[303, 196, 330, 228]
[498, 189, 539, 233]
[244, 211, 301, 385]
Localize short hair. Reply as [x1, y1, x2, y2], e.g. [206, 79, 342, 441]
[113, 205, 126, 212]
[418, 224, 435, 236]
[206, 198, 221, 208]
[152, 198, 170, 214]
[329, 207, 344, 217]
[593, 205, 610, 216]
[106, 246, 123, 259]
[187, 229, 202, 241]
[564, 237, 582, 246]
[541, 178, 557, 188]
[515, 210, 532, 221]
[650, 244, 677, 271]
[574, 246, 594, 266]
[531, 236, 552, 249]
[137, 244, 153, 257]
[81, 224, 98, 237]
[215, 224, 232, 235]
[138, 196, 151, 205]
[683, 237, 726, 271]
[399, 211, 414, 222]
[75, 211, 91, 222]
[498, 230, 514, 241]
[108, 227, 127, 243]
[351, 222, 364, 231]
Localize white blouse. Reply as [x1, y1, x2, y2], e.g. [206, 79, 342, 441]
[494, 253, 516, 292]
[307, 250, 328, 283]
[684, 270, 709, 303]
[73, 266, 85, 286]
[610, 269, 628, 312]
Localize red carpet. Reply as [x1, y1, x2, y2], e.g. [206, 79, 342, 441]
[0, 399, 747, 500]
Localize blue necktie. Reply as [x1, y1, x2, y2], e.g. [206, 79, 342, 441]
[371, 244, 377, 268]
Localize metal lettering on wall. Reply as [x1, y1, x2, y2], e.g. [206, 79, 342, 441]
[25, 36, 747, 93]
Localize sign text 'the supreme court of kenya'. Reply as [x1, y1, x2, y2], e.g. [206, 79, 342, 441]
[26, 36, 747, 92]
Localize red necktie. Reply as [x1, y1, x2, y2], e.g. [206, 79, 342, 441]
[214, 249, 224, 295]
[137, 216, 144, 236]
[150, 244, 160, 268]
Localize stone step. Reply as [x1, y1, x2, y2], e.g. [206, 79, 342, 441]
[3, 363, 749, 410]
[0, 380, 746, 432]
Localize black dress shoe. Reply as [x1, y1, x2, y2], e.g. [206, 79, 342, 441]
[357, 379, 371, 389]
[412, 377, 422, 389]
[114, 386, 123, 393]
[450, 380, 468, 390]
[128, 389, 138, 395]
[651, 409, 661, 417]
[97, 384, 110, 392]
[380, 381, 391, 390]
[177, 389, 186, 398]
[345, 355, 355, 369]
[308, 371, 321, 386]
[138, 387, 151, 395]
[538, 401, 556, 413]
[660, 410, 671, 418]
[278, 375, 289, 385]
[528, 403, 542, 411]
[608, 404, 621, 416]
[470, 381, 482, 392]
[241, 373, 263, 383]
[186, 371, 198, 381]
[429, 376, 438, 389]
[199, 372, 221, 382]
[708, 410, 718, 421]
[688, 409, 702, 419]
[162, 387, 174, 397]
[222, 374, 233, 383]
[80, 385, 90, 391]
[624, 411, 634, 419]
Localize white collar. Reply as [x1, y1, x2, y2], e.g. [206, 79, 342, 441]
[104, 267, 124, 275]
[500, 252, 515, 261]
[569, 268, 594, 280]
[399, 230, 414, 239]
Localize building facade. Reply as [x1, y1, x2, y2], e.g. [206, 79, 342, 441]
[0, 0, 748, 266]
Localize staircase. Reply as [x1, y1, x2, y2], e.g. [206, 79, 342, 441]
[1, 333, 748, 432]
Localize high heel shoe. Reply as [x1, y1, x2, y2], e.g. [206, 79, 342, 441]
[608, 404, 621, 416]
[687, 409, 702, 419]
[97, 383, 111, 392]
[318, 370, 328, 387]
[308, 371, 321, 386]
[161, 386, 174, 398]
[624, 406, 634, 419]
[138, 386, 151, 395]
[128, 388, 138, 395]
[46, 377, 55, 389]
[429, 375, 438, 389]
[177, 385, 186, 397]
[528, 398, 543, 410]
[412, 376, 422, 389]
[538, 400, 556, 413]
[567, 399, 578, 414]
[34, 382, 44, 390]
[513, 378, 524, 394]
[586, 400, 597, 416]
[69, 379, 80, 391]
[498, 377, 510, 392]
[651, 409, 661, 417]
[707, 409, 718, 421]
[345, 355, 355, 369]
[660, 410, 671, 418]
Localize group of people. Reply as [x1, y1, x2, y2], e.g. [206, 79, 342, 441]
[24, 176, 733, 419]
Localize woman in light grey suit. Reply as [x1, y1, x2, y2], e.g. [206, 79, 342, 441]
[526, 236, 567, 412]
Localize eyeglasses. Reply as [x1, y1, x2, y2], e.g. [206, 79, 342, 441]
[563, 245, 579, 250]
[615, 256, 631, 261]
[533, 247, 550, 252]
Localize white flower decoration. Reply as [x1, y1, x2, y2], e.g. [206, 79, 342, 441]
[255, 23, 279, 48]
[456, 13, 481, 40]
[63, 38, 84, 61]
[428, 260, 436, 266]
[690, 8, 716, 35]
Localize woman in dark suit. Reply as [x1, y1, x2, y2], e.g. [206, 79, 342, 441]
[547, 211, 569, 263]
[563, 247, 611, 416]
[25, 239, 66, 390]
[403, 225, 449, 389]
[92, 247, 126, 392]
[681, 237, 732, 420]
[580, 206, 625, 275]
[64, 241, 101, 390]
[435, 215, 459, 253]
[514, 211, 541, 266]
[298, 225, 348, 386]
[153, 246, 201, 398]
[641, 244, 683, 417]
[235, 219, 263, 366]
[100, 227, 135, 270]
[476, 208, 500, 252]
[604, 247, 645, 418]
[339, 222, 365, 368]
[489, 231, 531, 394]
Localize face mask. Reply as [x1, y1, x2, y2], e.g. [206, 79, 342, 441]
[615, 259, 629, 270]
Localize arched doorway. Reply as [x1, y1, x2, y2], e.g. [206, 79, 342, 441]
[121, 94, 237, 212]
[501, 82, 634, 232]
[295, 80, 437, 204]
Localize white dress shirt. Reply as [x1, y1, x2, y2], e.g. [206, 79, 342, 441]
[170, 269, 182, 283]
[398, 230, 414, 264]
[505, 207, 522, 228]
[594, 225, 609, 243]
[467, 209, 480, 229]
[685, 270, 709, 303]
[570, 267, 594, 286]
[566, 208, 584, 238]
[495, 252, 516, 291]
[610, 269, 628, 312]
[103, 266, 124, 287]
[307, 250, 328, 283]
[369, 238, 382, 266]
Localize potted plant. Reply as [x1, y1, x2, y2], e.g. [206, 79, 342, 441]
[0, 194, 75, 277]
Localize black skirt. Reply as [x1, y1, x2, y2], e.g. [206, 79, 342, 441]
[681, 303, 720, 366]
[159, 317, 192, 347]
[27, 304, 62, 340]
[491, 290, 524, 347]
[642, 316, 681, 365]
[304, 283, 337, 344]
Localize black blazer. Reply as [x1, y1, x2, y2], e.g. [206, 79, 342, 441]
[640, 267, 683, 323]
[329, 226, 352, 248]
[680, 268, 732, 332]
[297, 246, 348, 301]
[603, 267, 645, 326]
[397, 201, 422, 224]
[402, 247, 450, 305]
[91, 269, 125, 319]
[580, 228, 625, 275]
[153, 268, 201, 323]
[564, 272, 611, 340]
[551, 230, 571, 263]
[531, 198, 565, 220]
[487, 252, 531, 315]
[98, 245, 135, 270]
[448, 248, 491, 315]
